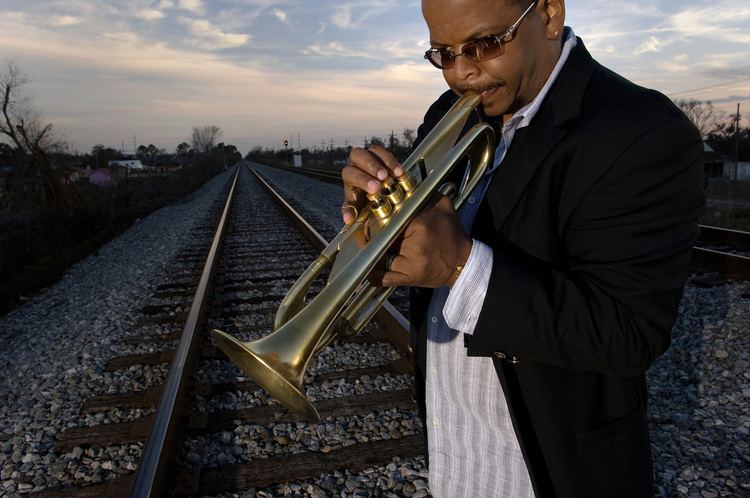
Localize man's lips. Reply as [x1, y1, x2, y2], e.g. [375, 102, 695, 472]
[481, 86, 499, 101]
[457, 83, 504, 99]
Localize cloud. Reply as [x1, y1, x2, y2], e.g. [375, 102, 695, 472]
[272, 8, 288, 24]
[331, 5, 353, 28]
[710, 94, 750, 105]
[179, 17, 250, 50]
[1, 0, 747, 150]
[634, 36, 662, 55]
[46, 15, 84, 27]
[135, 9, 165, 21]
[178, 0, 204, 15]
[302, 42, 369, 59]
[669, 2, 750, 44]
[329, 2, 396, 29]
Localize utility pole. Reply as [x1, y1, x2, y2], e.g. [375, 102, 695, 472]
[733, 103, 741, 182]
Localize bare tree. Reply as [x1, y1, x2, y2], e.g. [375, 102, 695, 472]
[1, 61, 66, 201]
[0, 61, 65, 167]
[191, 125, 223, 154]
[674, 99, 725, 139]
[402, 128, 415, 149]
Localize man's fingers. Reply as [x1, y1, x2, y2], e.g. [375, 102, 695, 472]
[380, 270, 412, 288]
[349, 147, 391, 182]
[366, 145, 404, 178]
[342, 163, 382, 196]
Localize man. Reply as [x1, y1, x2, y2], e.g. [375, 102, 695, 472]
[341, 0, 704, 496]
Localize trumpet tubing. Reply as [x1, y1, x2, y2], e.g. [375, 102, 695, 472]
[212, 91, 495, 422]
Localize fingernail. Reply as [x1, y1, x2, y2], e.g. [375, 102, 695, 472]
[367, 180, 381, 193]
[343, 212, 353, 225]
[394, 166, 403, 176]
[376, 169, 387, 180]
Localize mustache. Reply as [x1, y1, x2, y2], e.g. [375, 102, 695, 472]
[453, 82, 505, 94]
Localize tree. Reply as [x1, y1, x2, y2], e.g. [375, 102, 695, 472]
[176, 142, 190, 156]
[0, 61, 67, 202]
[0, 142, 15, 164]
[91, 144, 119, 169]
[369, 136, 385, 147]
[0, 61, 65, 170]
[191, 125, 223, 154]
[221, 143, 242, 164]
[674, 99, 724, 139]
[707, 122, 750, 162]
[402, 128, 415, 149]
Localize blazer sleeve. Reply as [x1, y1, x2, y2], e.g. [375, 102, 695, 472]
[468, 114, 705, 377]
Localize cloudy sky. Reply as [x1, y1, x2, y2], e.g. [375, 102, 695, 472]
[1, 0, 748, 155]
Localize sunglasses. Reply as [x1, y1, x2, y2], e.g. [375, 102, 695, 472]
[424, 0, 537, 70]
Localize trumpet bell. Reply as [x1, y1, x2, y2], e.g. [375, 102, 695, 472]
[211, 328, 321, 422]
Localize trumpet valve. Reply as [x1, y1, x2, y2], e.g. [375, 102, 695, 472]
[370, 195, 393, 220]
[397, 171, 417, 193]
[382, 183, 405, 206]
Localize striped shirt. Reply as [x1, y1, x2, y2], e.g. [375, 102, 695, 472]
[424, 28, 578, 498]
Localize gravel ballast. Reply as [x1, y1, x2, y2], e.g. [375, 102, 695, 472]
[0, 167, 237, 495]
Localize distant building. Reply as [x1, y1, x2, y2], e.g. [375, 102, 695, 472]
[703, 142, 723, 179]
[703, 142, 750, 181]
[723, 162, 750, 181]
[109, 159, 144, 170]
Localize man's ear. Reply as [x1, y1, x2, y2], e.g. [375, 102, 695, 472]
[542, 0, 565, 39]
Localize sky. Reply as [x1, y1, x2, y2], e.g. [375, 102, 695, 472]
[0, 0, 748, 155]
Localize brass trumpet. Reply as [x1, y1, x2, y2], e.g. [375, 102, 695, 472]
[211, 91, 495, 422]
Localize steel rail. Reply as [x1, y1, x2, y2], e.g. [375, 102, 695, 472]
[697, 224, 750, 252]
[128, 167, 241, 498]
[691, 246, 750, 281]
[249, 166, 412, 357]
[254, 162, 343, 184]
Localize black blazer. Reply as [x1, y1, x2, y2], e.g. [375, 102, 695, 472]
[409, 39, 705, 498]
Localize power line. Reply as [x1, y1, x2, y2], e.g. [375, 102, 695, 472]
[668, 77, 750, 97]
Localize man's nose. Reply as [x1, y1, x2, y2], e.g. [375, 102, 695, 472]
[449, 53, 481, 82]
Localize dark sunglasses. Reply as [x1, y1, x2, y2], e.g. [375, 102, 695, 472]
[424, 0, 537, 70]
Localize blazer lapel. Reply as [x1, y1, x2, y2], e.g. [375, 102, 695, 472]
[484, 38, 596, 230]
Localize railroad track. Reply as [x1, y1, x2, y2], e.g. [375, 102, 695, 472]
[13, 162, 747, 497]
[32, 165, 423, 497]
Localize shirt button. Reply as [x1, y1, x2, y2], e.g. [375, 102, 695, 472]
[431, 316, 438, 323]
[468, 196, 475, 204]
[493, 352, 507, 360]
[432, 417, 440, 427]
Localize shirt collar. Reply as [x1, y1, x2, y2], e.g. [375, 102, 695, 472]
[504, 27, 577, 133]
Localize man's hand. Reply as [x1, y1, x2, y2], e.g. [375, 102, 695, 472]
[341, 146, 472, 288]
[341, 145, 403, 225]
[372, 195, 473, 288]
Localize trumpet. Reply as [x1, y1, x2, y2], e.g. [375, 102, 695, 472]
[211, 91, 495, 422]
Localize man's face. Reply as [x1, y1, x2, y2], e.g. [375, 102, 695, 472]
[422, 0, 562, 119]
